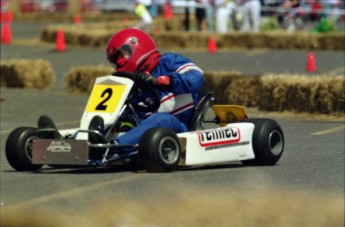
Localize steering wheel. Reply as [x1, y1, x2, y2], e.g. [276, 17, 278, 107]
[112, 71, 161, 113]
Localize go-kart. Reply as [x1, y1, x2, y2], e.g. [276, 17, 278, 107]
[5, 72, 285, 172]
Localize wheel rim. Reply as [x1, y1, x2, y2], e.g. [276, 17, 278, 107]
[24, 135, 36, 160]
[159, 137, 179, 164]
[269, 130, 283, 156]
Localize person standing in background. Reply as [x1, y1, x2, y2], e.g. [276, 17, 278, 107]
[134, 0, 153, 31]
[240, 0, 262, 32]
[214, 0, 236, 33]
[206, 0, 215, 31]
[148, 0, 159, 17]
[195, 0, 209, 31]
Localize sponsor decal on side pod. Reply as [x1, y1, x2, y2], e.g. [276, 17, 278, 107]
[197, 128, 241, 147]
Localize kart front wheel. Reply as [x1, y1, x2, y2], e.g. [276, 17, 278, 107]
[242, 118, 284, 166]
[139, 128, 181, 172]
[5, 127, 43, 171]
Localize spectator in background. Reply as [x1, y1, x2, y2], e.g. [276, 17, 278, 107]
[322, 0, 342, 22]
[195, 0, 209, 31]
[240, 0, 262, 32]
[134, 0, 153, 31]
[276, 0, 303, 32]
[206, 0, 215, 31]
[148, 0, 159, 17]
[214, 0, 235, 33]
[309, 0, 323, 21]
[264, 0, 286, 15]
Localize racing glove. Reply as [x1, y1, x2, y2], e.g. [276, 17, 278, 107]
[135, 72, 172, 90]
[135, 71, 156, 86]
[155, 75, 172, 90]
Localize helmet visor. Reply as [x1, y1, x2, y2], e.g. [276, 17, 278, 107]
[109, 44, 133, 68]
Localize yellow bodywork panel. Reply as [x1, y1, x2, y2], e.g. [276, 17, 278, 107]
[212, 105, 248, 126]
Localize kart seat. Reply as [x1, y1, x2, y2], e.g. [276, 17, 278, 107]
[189, 92, 215, 131]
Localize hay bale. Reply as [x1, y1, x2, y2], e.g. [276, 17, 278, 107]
[259, 74, 345, 113]
[40, 23, 345, 50]
[309, 76, 345, 113]
[41, 23, 121, 47]
[263, 33, 292, 49]
[226, 76, 261, 106]
[202, 71, 242, 104]
[64, 65, 113, 93]
[315, 33, 345, 50]
[63, 65, 344, 114]
[151, 32, 186, 49]
[64, 68, 242, 103]
[0, 59, 55, 88]
[222, 33, 248, 49]
[153, 17, 184, 31]
[40, 27, 57, 43]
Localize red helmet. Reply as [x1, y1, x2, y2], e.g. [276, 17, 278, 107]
[106, 28, 160, 73]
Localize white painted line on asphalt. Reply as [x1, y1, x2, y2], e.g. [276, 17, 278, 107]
[311, 125, 345, 136]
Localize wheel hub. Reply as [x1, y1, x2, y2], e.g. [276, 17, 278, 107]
[269, 130, 283, 156]
[159, 137, 179, 164]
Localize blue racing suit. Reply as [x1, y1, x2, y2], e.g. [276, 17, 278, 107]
[115, 52, 204, 145]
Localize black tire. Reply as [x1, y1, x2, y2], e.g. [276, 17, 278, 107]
[5, 127, 43, 171]
[139, 128, 181, 172]
[127, 156, 146, 172]
[242, 118, 284, 166]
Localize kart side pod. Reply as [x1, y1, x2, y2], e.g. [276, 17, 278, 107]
[177, 122, 255, 166]
[183, 104, 284, 166]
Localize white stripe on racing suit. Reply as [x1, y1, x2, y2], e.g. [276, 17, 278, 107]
[139, 53, 204, 126]
[158, 93, 194, 115]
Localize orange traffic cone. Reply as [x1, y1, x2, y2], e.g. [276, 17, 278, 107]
[0, 11, 5, 23]
[55, 29, 66, 51]
[1, 23, 12, 45]
[306, 52, 317, 72]
[6, 10, 13, 23]
[0, 10, 13, 23]
[74, 14, 82, 24]
[208, 37, 217, 54]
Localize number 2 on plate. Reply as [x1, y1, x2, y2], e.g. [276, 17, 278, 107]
[86, 84, 125, 113]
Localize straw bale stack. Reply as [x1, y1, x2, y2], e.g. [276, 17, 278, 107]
[2, 61, 343, 114]
[201, 71, 242, 104]
[64, 65, 113, 93]
[259, 74, 345, 114]
[63, 67, 344, 114]
[226, 76, 261, 107]
[0, 59, 55, 88]
[40, 23, 345, 50]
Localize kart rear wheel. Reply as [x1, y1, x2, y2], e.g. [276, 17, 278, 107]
[5, 127, 43, 171]
[242, 118, 284, 166]
[139, 128, 181, 172]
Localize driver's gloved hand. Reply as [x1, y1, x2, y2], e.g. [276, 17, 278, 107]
[135, 71, 156, 86]
[155, 75, 172, 90]
[136, 72, 172, 91]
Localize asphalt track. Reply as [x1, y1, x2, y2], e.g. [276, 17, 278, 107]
[0, 22, 344, 225]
